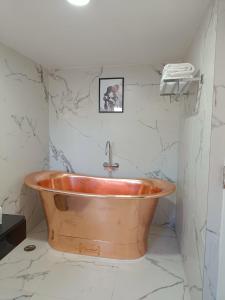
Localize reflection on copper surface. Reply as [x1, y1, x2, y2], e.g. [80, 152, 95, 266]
[25, 171, 175, 260]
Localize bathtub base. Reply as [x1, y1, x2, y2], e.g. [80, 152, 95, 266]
[49, 235, 147, 260]
[40, 191, 159, 260]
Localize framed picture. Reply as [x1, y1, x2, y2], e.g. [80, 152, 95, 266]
[99, 78, 124, 113]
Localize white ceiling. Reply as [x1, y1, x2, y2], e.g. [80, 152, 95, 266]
[0, 0, 210, 68]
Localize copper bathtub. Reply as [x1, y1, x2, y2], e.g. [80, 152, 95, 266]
[25, 171, 175, 260]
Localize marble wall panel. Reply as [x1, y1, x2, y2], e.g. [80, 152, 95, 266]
[0, 42, 49, 231]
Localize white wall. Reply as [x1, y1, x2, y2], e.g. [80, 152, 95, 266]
[217, 192, 225, 299]
[176, 2, 217, 300]
[48, 65, 181, 225]
[204, 0, 225, 299]
[0, 42, 49, 231]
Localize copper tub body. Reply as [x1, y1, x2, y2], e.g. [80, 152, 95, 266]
[25, 171, 175, 260]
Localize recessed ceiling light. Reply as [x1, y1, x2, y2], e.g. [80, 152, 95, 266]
[66, 0, 90, 6]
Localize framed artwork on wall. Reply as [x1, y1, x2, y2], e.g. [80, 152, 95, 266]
[99, 77, 124, 113]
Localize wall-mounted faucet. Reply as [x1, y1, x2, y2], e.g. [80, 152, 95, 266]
[103, 141, 119, 171]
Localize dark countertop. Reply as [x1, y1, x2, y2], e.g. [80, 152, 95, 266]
[0, 214, 26, 240]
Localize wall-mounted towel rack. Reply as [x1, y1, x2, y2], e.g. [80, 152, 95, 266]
[160, 73, 204, 96]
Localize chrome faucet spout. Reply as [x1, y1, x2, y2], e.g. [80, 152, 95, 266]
[105, 141, 112, 164]
[103, 141, 119, 172]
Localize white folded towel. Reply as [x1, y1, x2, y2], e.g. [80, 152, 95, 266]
[163, 63, 195, 73]
[162, 63, 195, 80]
[162, 74, 193, 80]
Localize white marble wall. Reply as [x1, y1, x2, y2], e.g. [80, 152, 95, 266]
[0, 42, 49, 231]
[204, 0, 225, 299]
[176, 2, 217, 300]
[48, 65, 181, 225]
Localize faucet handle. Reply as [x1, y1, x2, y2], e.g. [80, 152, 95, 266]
[105, 140, 110, 155]
[103, 162, 119, 168]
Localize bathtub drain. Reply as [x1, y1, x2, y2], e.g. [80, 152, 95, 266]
[24, 245, 36, 252]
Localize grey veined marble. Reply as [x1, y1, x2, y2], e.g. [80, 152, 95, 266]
[48, 64, 181, 226]
[0, 42, 49, 232]
[0, 221, 190, 300]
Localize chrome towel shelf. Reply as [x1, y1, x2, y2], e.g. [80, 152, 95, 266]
[160, 74, 204, 96]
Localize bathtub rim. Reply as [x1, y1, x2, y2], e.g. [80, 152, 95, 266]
[24, 170, 176, 199]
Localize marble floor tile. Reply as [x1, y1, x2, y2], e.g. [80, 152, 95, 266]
[0, 288, 33, 300]
[0, 221, 191, 300]
[111, 256, 188, 300]
[31, 295, 66, 300]
[38, 263, 117, 300]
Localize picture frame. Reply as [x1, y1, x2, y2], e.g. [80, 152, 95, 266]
[99, 77, 124, 113]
